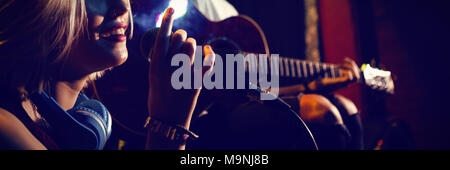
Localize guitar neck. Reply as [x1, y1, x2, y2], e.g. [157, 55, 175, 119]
[243, 54, 343, 80]
[277, 57, 342, 79]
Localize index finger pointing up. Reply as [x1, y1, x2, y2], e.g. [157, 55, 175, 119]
[159, 8, 174, 38]
[152, 7, 175, 62]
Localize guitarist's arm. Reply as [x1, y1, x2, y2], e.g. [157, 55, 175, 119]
[279, 57, 361, 96]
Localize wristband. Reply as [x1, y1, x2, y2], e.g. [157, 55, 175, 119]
[144, 117, 199, 144]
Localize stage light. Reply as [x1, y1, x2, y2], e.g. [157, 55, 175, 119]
[155, 0, 188, 27]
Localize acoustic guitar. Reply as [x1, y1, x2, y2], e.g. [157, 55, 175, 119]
[139, 2, 395, 96]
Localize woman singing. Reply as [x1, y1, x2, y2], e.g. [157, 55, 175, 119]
[0, 0, 214, 150]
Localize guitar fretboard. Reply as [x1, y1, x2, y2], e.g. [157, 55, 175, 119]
[242, 53, 342, 80]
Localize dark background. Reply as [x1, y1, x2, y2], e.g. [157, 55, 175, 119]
[360, 0, 450, 149]
[227, 0, 307, 59]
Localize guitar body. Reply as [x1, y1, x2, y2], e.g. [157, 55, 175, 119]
[173, 2, 269, 57]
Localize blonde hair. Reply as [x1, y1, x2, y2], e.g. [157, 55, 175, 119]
[0, 0, 133, 99]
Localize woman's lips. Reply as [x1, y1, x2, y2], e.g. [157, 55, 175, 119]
[99, 26, 127, 42]
[101, 34, 127, 42]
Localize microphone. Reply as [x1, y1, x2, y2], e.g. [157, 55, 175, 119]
[139, 27, 160, 61]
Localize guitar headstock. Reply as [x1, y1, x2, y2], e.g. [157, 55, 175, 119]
[361, 64, 395, 94]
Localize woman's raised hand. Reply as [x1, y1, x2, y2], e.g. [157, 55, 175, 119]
[147, 8, 215, 130]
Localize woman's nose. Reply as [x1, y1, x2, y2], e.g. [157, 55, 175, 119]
[108, 0, 129, 18]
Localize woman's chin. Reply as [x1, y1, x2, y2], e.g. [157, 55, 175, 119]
[95, 37, 129, 66]
[108, 51, 128, 68]
[91, 51, 128, 72]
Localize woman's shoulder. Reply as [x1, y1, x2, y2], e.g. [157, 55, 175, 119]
[0, 107, 47, 150]
[0, 106, 27, 131]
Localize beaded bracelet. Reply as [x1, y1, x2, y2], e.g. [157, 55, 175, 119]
[144, 117, 199, 144]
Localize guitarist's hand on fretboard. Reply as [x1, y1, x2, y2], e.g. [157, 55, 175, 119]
[313, 57, 361, 92]
[279, 58, 361, 95]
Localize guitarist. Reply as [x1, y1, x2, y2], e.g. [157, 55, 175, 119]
[192, 0, 363, 150]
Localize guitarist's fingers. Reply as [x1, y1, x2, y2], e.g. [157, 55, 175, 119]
[340, 59, 354, 70]
[346, 70, 354, 82]
[336, 69, 353, 82]
[339, 61, 356, 81]
[152, 8, 174, 63]
[344, 57, 361, 80]
[338, 65, 353, 81]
